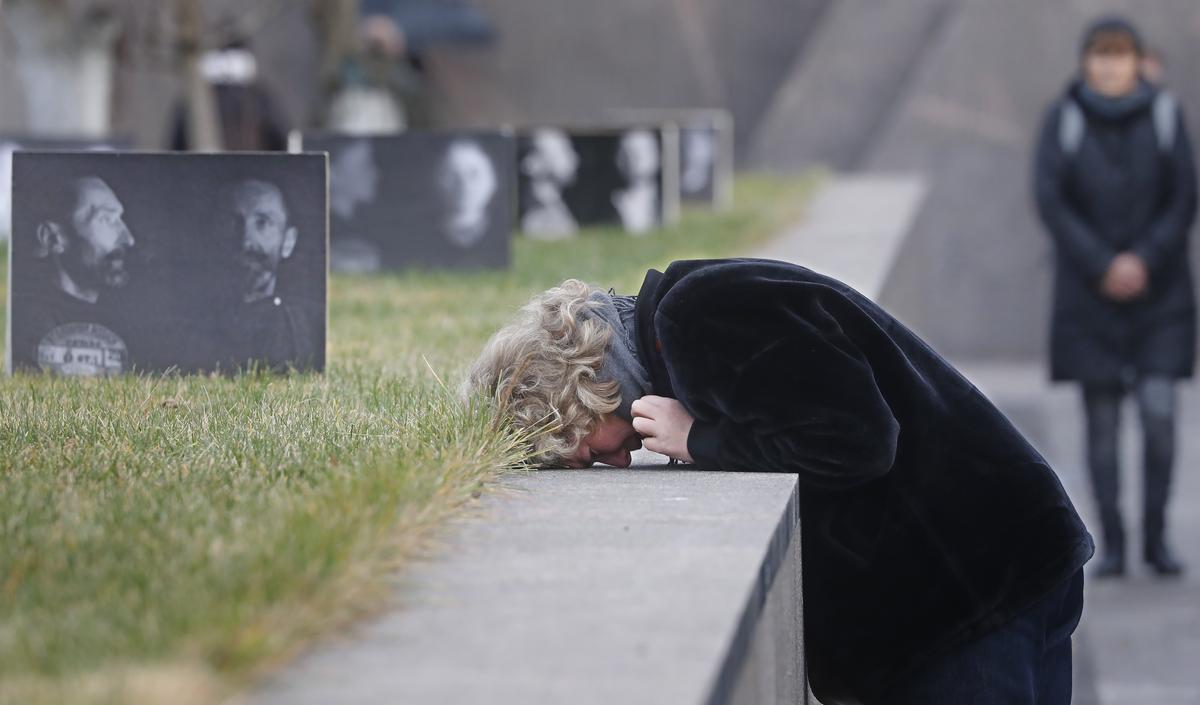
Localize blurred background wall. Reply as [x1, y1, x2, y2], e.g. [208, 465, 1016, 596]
[0, 0, 321, 145]
[424, 0, 831, 159]
[0, 0, 834, 157]
[752, 0, 1200, 362]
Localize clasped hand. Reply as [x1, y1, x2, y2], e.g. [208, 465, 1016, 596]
[631, 395, 695, 463]
[1102, 252, 1148, 302]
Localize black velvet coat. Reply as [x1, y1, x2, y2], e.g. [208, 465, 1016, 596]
[632, 259, 1094, 703]
[1034, 80, 1198, 385]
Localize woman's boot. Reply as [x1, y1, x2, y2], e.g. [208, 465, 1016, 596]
[1144, 509, 1184, 577]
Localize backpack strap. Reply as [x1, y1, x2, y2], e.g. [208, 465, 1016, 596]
[1153, 91, 1178, 152]
[1058, 98, 1086, 156]
[1059, 93, 1177, 157]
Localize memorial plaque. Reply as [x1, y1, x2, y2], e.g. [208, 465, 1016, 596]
[1, 135, 131, 241]
[679, 115, 733, 208]
[6, 151, 328, 375]
[292, 131, 515, 273]
[605, 109, 734, 209]
[517, 126, 680, 239]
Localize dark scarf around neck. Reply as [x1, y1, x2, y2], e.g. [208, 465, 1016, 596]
[585, 290, 651, 421]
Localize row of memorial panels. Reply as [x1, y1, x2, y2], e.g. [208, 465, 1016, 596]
[3, 118, 732, 377]
[1, 116, 734, 270]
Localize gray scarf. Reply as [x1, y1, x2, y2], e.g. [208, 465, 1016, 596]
[586, 291, 651, 421]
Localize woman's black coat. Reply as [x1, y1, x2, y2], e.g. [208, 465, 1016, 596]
[632, 259, 1093, 702]
[1034, 80, 1198, 385]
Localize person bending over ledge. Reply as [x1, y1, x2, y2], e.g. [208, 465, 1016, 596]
[464, 258, 1093, 705]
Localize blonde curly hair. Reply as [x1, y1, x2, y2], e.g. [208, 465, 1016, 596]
[463, 279, 620, 465]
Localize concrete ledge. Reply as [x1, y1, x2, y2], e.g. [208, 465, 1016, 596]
[247, 459, 803, 705]
[754, 174, 926, 300]
[717, 467, 806, 705]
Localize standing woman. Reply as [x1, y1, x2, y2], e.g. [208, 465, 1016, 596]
[1035, 16, 1197, 577]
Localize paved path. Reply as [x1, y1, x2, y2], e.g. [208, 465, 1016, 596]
[961, 363, 1200, 705]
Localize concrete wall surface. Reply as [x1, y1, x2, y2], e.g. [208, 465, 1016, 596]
[724, 486, 807, 705]
[244, 461, 805, 705]
[750, 0, 959, 171]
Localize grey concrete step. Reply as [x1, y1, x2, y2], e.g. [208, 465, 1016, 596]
[753, 175, 927, 301]
[242, 463, 803, 705]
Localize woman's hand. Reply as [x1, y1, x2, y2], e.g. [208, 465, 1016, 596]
[1102, 252, 1148, 301]
[631, 395, 695, 463]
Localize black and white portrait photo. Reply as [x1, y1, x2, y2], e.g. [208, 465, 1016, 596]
[676, 111, 733, 209]
[681, 126, 715, 198]
[6, 152, 327, 376]
[604, 109, 734, 209]
[326, 137, 382, 272]
[438, 138, 502, 249]
[519, 128, 580, 239]
[294, 131, 515, 272]
[0, 135, 130, 243]
[612, 129, 662, 234]
[517, 126, 680, 237]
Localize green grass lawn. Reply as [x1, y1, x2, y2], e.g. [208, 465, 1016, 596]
[0, 174, 815, 705]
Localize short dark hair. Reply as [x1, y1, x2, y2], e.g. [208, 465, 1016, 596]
[1081, 15, 1144, 57]
[219, 178, 292, 223]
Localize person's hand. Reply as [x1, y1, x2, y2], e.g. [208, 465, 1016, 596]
[631, 395, 695, 463]
[1102, 252, 1148, 301]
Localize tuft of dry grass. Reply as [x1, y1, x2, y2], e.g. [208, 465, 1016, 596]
[0, 174, 815, 704]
